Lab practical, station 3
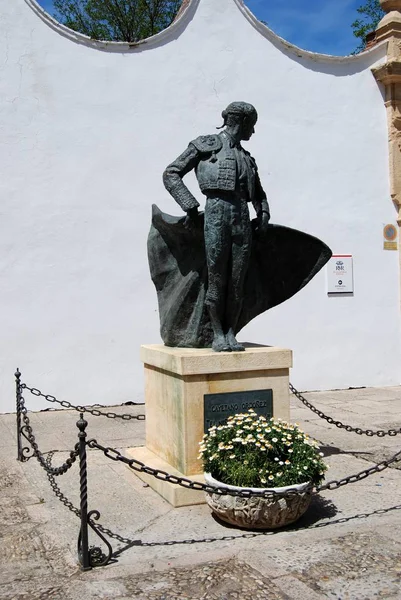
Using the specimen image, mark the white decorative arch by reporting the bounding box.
[24,0,199,51]
[233,0,386,64]
[25,0,386,64]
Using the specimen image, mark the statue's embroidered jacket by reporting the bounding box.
[163,132,270,218]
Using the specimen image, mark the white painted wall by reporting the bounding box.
[0,0,399,413]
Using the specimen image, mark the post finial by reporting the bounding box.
[77,413,88,436]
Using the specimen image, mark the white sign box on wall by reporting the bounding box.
[327,255,354,294]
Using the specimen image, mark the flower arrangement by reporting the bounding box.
[199,409,327,488]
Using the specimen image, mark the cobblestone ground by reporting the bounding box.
[1,386,401,599]
[122,560,290,599]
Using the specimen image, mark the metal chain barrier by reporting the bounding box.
[39,433,401,571]
[87,438,401,498]
[46,453,81,517]
[290,383,401,437]
[19,392,79,475]
[15,367,401,571]
[45,452,134,547]
[21,383,146,421]
[15,370,401,491]
[45,429,113,570]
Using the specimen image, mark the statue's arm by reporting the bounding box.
[163,144,201,212]
[252,170,270,221]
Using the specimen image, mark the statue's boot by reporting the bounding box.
[226,328,245,352]
[207,303,231,352]
[212,335,232,352]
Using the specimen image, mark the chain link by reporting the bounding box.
[19,394,79,475]
[87,439,401,498]
[317,448,401,491]
[45,453,135,547]
[290,383,401,437]
[21,384,145,421]
[45,453,81,516]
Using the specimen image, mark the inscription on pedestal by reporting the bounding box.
[204,389,273,433]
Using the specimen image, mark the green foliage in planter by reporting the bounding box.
[199,410,327,488]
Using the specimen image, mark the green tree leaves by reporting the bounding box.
[53,0,182,42]
[352,0,385,53]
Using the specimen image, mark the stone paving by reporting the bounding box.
[1,384,401,599]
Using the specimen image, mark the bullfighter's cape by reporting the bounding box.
[148,204,332,348]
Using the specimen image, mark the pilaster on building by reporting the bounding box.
[372,0,401,222]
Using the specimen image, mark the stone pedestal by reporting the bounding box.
[127,343,292,507]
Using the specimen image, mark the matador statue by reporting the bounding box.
[148,102,331,352]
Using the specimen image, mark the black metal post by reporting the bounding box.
[15,369,22,462]
[77,413,91,571]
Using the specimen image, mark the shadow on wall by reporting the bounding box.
[285,44,387,77]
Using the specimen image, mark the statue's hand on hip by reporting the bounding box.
[258,212,270,234]
[184,207,201,231]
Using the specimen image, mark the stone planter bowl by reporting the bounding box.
[204,473,313,529]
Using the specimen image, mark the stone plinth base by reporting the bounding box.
[126,446,206,507]
[127,343,292,506]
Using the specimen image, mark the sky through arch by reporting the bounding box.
[36,0,366,56]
